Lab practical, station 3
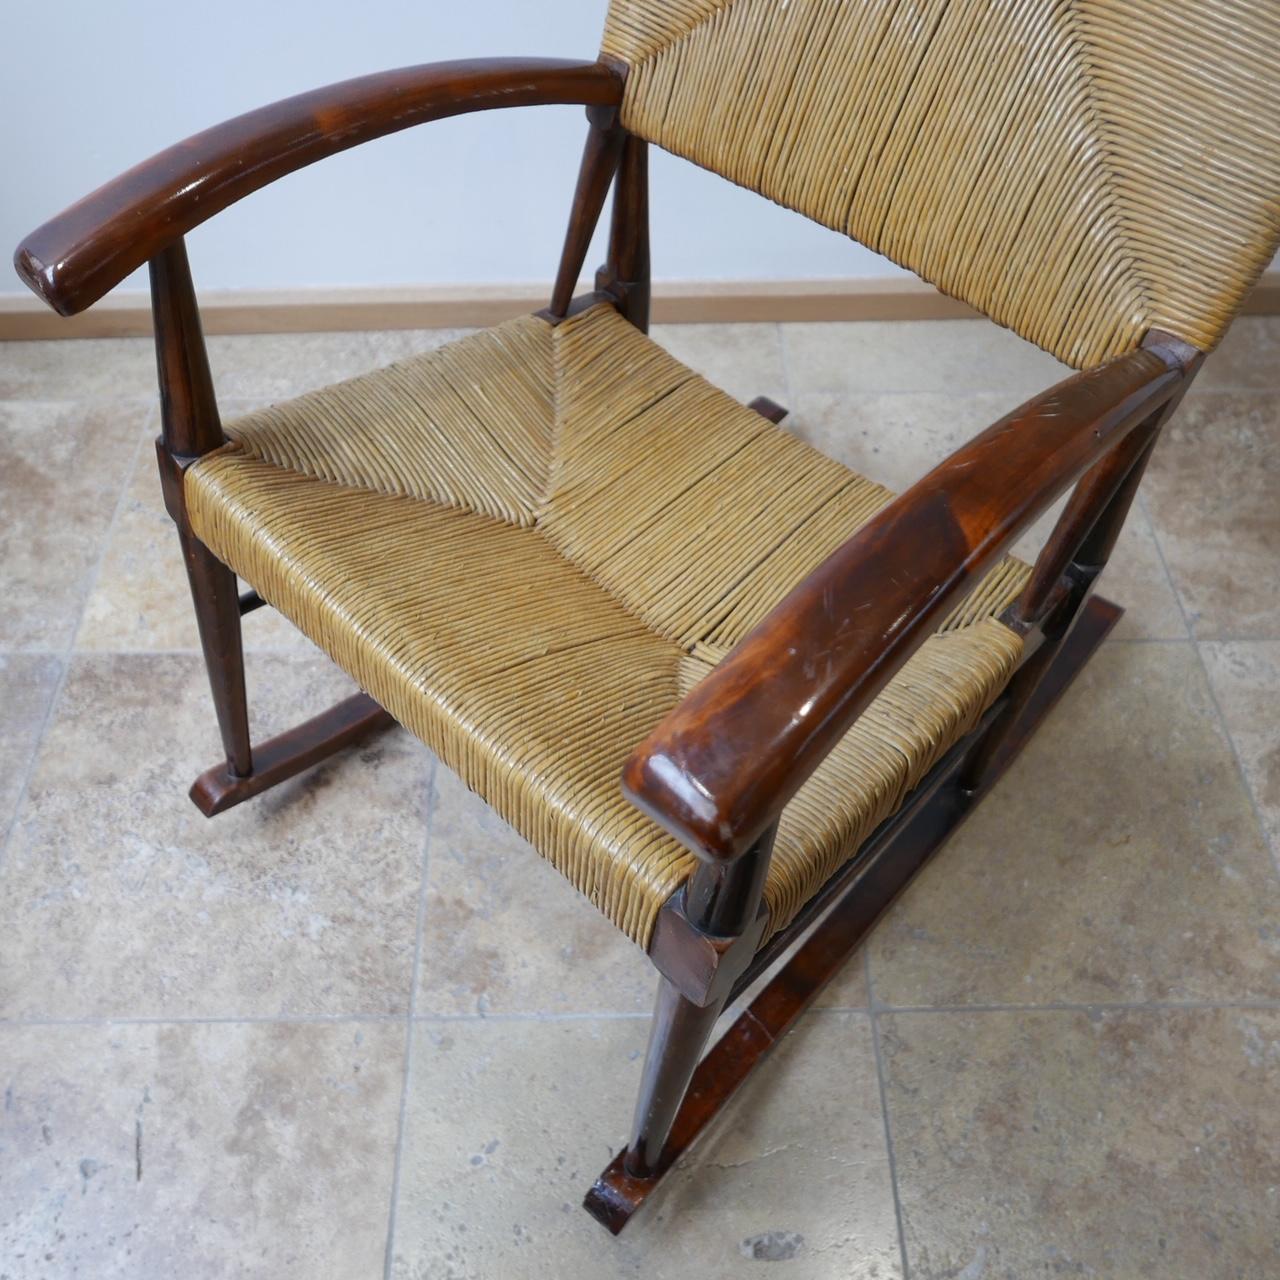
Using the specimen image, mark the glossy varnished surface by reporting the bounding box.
[622,348,1184,862]
[14,59,623,317]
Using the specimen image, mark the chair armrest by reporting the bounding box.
[622,345,1185,863]
[14,57,623,317]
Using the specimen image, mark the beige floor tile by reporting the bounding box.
[788,392,1187,639]
[782,319,1069,398]
[0,338,157,401]
[205,328,471,404]
[1144,393,1280,639]
[868,642,1280,1007]
[881,1007,1280,1279]
[0,400,146,650]
[76,437,317,653]
[1192,316,1280,393]
[0,653,61,835]
[0,652,430,1019]
[391,1012,902,1279]
[0,1018,404,1279]
[1200,641,1280,862]
[416,767,654,1017]
[649,322,788,406]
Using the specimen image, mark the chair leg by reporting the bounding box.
[625,979,726,1177]
[176,524,396,818]
[585,595,1123,1233]
[178,526,252,778]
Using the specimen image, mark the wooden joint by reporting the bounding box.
[190,691,395,816]
[534,289,618,327]
[585,102,621,132]
[592,264,647,322]
[648,888,768,1007]
[154,437,200,530]
[1141,327,1205,374]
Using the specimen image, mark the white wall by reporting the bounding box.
[2,0,904,301]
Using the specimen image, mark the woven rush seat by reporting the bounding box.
[185,302,1030,946]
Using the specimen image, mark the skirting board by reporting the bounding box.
[2,273,1279,339]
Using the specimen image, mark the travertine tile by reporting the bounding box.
[0,653,61,836]
[782,318,1069,398]
[0,337,157,401]
[1200,641,1280,863]
[789,392,1187,639]
[1144,393,1280,638]
[0,1019,404,1279]
[76,436,317,653]
[0,652,430,1019]
[0,400,146,650]
[881,1008,1280,1279]
[416,767,653,1016]
[205,328,471,403]
[868,642,1280,1007]
[650,322,788,406]
[391,1012,901,1279]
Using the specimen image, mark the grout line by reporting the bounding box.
[0,418,151,867]
[6,996,1276,1033]
[857,997,1280,1016]
[865,949,911,1280]
[0,1012,407,1028]
[1140,491,1280,884]
[383,755,439,1280]
[412,1009,652,1024]
[0,395,158,410]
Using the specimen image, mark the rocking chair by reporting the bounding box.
[14,0,1280,1234]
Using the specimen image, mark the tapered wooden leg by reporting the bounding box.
[178,527,252,778]
[585,597,1122,1233]
[625,979,726,1177]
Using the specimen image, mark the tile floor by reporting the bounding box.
[1,316,1277,1279]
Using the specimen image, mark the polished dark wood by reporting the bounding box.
[586,595,1122,1233]
[150,239,224,460]
[1012,329,1204,630]
[190,693,396,816]
[624,825,776,1178]
[746,395,789,424]
[1012,414,1160,628]
[595,134,650,330]
[548,107,625,319]
[238,589,268,616]
[15,59,623,317]
[150,240,252,779]
[622,347,1184,864]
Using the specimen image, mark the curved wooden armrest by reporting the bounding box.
[14,57,623,317]
[623,346,1186,863]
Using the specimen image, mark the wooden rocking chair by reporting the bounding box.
[15,0,1280,1235]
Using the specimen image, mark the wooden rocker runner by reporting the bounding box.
[15,0,1280,1236]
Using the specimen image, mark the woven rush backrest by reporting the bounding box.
[601,0,1280,368]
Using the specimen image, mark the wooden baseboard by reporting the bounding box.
[2,273,1277,339]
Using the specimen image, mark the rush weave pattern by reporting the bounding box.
[184,305,1027,947]
[603,0,1280,367]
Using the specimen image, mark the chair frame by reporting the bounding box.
[14,56,1205,1233]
